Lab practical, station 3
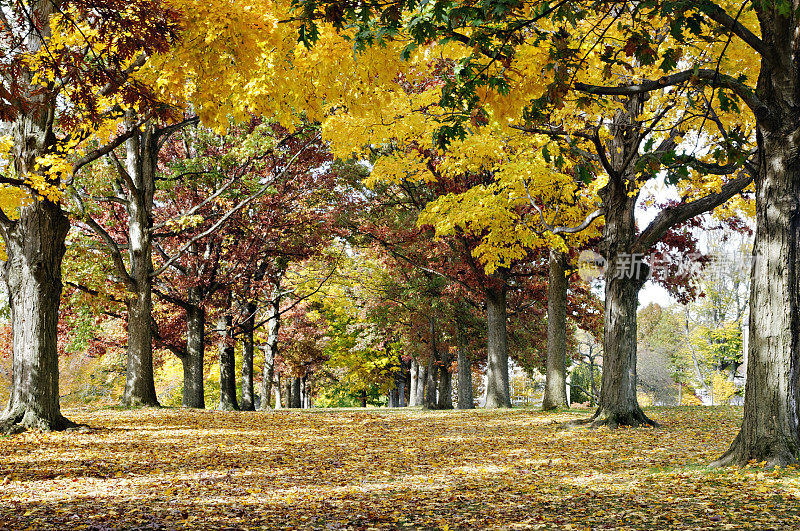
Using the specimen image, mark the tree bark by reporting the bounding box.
[713,15,800,464]
[122,125,159,407]
[408,359,419,406]
[423,317,439,409]
[240,302,256,411]
[181,289,205,408]
[273,375,282,409]
[0,0,77,433]
[457,326,474,410]
[417,364,426,406]
[437,347,453,410]
[217,303,238,411]
[259,284,281,410]
[290,377,302,408]
[0,200,74,433]
[484,274,511,408]
[542,249,569,410]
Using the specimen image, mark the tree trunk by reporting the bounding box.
[0,0,76,433]
[285,379,293,408]
[484,275,511,408]
[0,200,73,433]
[122,126,159,408]
[423,316,439,409]
[259,285,281,411]
[408,359,419,406]
[181,291,205,409]
[416,364,426,406]
[542,249,569,410]
[290,377,302,408]
[217,307,238,411]
[457,327,474,410]
[273,375,282,409]
[360,390,367,408]
[240,302,256,411]
[437,359,453,410]
[713,25,800,463]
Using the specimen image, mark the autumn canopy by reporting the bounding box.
[0,0,798,528]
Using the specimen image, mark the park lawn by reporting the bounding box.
[1,406,798,530]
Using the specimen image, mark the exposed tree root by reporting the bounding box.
[562,406,660,430]
[710,431,800,468]
[0,407,83,435]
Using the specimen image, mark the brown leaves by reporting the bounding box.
[0,407,799,529]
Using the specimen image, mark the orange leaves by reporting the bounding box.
[1,407,799,529]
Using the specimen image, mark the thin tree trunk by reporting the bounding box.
[0,199,74,432]
[542,249,569,410]
[485,274,511,408]
[217,301,238,411]
[240,302,256,411]
[182,290,205,408]
[273,375,282,409]
[259,285,281,411]
[408,359,419,406]
[424,317,439,409]
[457,326,474,409]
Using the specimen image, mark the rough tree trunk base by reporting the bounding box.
[0,407,79,435]
[710,432,800,468]
[564,406,659,430]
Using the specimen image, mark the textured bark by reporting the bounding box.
[181,290,205,409]
[122,126,159,408]
[423,317,440,409]
[273,375,282,409]
[0,200,73,433]
[484,275,511,408]
[416,365,427,406]
[713,12,800,465]
[437,348,453,410]
[217,308,238,411]
[290,377,302,409]
[457,328,474,410]
[542,249,569,410]
[408,359,420,406]
[0,0,76,434]
[259,286,281,410]
[240,302,256,411]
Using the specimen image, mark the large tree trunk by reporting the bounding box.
[484,274,511,408]
[0,200,73,433]
[122,125,159,407]
[182,293,205,409]
[240,302,256,411]
[457,326,474,410]
[542,249,569,410]
[588,119,654,427]
[713,19,800,465]
[217,306,239,411]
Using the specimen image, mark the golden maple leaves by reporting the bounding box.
[1,406,800,529]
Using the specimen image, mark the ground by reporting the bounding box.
[1,406,798,530]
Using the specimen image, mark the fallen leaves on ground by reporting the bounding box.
[1,406,798,530]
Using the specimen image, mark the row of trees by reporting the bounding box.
[0,0,797,467]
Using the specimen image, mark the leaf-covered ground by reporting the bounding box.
[1,406,798,530]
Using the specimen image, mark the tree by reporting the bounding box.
[0,0,179,432]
